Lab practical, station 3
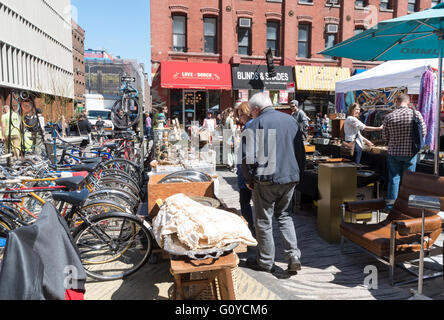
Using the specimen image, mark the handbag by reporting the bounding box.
[411,109,424,155]
[340,133,358,157]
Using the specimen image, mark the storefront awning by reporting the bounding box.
[295,65,350,91]
[161,61,231,90]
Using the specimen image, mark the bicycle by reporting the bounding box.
[0,188,153,281]
[111,79,141,130]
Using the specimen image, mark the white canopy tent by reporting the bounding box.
[335,59,440,94]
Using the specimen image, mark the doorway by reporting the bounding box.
[182,90,207,129]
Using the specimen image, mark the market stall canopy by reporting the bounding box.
[320,3,444,175]
[161,61,232,90]
[295,65,350,91]
[335,59,441,94]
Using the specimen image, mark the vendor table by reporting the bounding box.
[296,167,381,202]
[311,143,444,193]
[170,252,239,300]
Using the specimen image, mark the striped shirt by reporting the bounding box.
[382,106,426,157]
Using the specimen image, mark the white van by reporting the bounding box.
[87,109,113,132]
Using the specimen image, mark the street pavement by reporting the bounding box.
[85,168,444,300]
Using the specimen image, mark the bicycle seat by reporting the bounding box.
[69,162,99,173]
[81,158,102,164]
[55,176,85,191]
[52,189,90,207]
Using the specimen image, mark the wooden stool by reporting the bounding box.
[170,252,239,300]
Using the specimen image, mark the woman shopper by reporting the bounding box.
[56,115,70,137]
[223,107,236,172]
[344,103,383,164]
[235,102,255,238]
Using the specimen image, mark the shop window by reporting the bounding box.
[408,0,418,12]
[170,89,183,121]
[380,0,391,10]
[298,23,311,58]
[238,18,252,55]
[172,15,187,52]
[204,17,217,54]
[266,21,279,57]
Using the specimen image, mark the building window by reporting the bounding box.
[354,27,366,35]
[408,0,418,11]
[324,31,337,60]
[431,0,441,7]
[298,24,311,58]
[355,0,366,7]
[172,15,187,52]
[266,21,279,57]
[299,0,313,3]
[380,0,391,10]
[204,17,217,53]
[238,18,252,55]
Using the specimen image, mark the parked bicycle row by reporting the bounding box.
[0,130,153,282]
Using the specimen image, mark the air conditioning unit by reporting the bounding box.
[239,18,251,28]
[326,24,338,33]
[327,0,339,5]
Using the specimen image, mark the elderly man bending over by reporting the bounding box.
[241,92,306,274]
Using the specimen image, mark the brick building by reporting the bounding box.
[151,0,435,124]
[72,19,86,109]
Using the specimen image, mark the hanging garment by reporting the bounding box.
[417,68,437,150]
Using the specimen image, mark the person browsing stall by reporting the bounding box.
[382,94,426,205]
[344,103,383,164]
[242,92,305,274]
[235,102,255,238]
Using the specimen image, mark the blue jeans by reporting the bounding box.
[387,155,418,201]
[352,143,363,164]
[239,188,255,238]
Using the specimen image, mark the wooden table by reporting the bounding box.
[169,252,239,300]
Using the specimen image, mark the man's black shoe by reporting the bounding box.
[288,257,302,273]
[246,258,275,273]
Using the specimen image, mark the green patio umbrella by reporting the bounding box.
[321,3,444,175]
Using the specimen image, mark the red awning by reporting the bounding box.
[161,61,232,90]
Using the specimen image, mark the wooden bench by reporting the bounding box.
[169,252,239,300]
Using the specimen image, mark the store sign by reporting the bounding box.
[232,65,294,90]
[279,90,288,104]
[161,61,232,90]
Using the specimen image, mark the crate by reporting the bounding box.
[147,174,215,218]
[189,266,239,300]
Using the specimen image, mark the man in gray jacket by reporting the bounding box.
[241,92,305,274]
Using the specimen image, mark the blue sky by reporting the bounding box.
[71,0,151,80]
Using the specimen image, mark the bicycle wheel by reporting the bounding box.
[77,200,132,218]
[87,189,139,212]
[98,178,142,200]
[111,97,140,130]
[103,159,142,182]
[96,169,140,190]
[72,212,152,281]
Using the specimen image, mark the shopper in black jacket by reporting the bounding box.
[77,115,92,136]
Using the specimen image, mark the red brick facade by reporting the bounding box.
[151,0,433,116]
[72,20,86,106]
